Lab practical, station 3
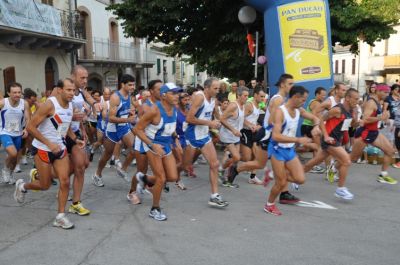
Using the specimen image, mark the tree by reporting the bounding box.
[108,0,400,81]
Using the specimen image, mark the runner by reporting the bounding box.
[219,86,248,187]
[351,84,397,184]
[132,83,182,221]
[128,79,162,204]
[184,77,229,208]
[385,84,400,168]
[0,82,30,184]
[304,88,359,199]
[264,85,320,216]
[14,78,84,229]
[92,74,136,186]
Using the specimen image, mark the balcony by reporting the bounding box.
[0,1,85,50]
[384,55,400,69]
[78,38,156,67]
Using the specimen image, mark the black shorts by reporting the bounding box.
[354,127,379,144]
[348,127,356,138]
[88,121,97,128]
[301,124,313,138]
[254,127,270,151]
[320,136,342,150]
[395,127,400,150]
[65,130,82,154]
[240,129,256,148]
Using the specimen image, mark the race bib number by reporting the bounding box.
[162,122,176,136]
[182,122,188,132]
[341,118,352,131]
[118,114,128,126]
[57,123,70,138]
[6,121,20,132]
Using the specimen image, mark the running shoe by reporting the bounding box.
[116,166,130,182]
[127,191,141,204]
[164,183,170,193]
[310,165,325,174]
[218,169,225,182]
[248,176,263,185]
[335,187,354,200]
[326,166,335,183]
[131,159,137,165]
[197,154,207,164]
[279,192,300,204]
[51,179,57,186]
[187,165,196,177]
[356,158,367,164]
[263,204,282,216]
[8,172,16,185]
[109,159,115,166]
[222,181,239,188]
[208,194,229,208]
[136,172,146,193]
[30,168,40,192]
[263,168,274,188]
[53,214,74,229]
[89,152,94,162]
[1,168,11,184]
[14,179,26,203]
[392,161,400,169]
[175,180,187,190]
[21,156,28,165]
[92,174,105,187]
[115,160,122,169]
[377,175,398,185]
[149,208,167,221]
[290,183,299,191]
[14,164,21,173]
[68,202,91,216]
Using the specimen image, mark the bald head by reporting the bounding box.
[103,87,111,101]
[71,65,88,89]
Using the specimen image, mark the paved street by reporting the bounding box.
[0,151,400,265]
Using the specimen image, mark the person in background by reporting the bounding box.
[228,82,238,102]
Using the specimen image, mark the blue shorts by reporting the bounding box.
[0,134,22,151]
[106,125,131,143]
[172,136,188,149]
[148,142,172,157]
[187,136,211,149]
[269,146,296,162]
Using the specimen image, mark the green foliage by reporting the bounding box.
[108,0,399,80]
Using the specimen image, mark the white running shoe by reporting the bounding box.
[53,214,74,229]
[2,168,11,184]
[92,174,105,187]
[117,166,130,182]
[14,179,26,203]
[335,187,354,200]
[14,164,22,173]
[248,176,263,185]
[21,156,28,165]
[115,159,122,169]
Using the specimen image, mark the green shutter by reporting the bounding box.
[172,61,176,74]
[157,59,161,75]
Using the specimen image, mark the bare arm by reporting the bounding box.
[267,97,284,125]
[22,101,31,138]
[362,100,381,124]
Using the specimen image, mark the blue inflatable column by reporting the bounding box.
[247,0,334,96]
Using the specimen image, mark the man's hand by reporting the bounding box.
[152,143,165,157]
[233,129,242,137]
[324,135,336,145]
[297,137,312,145]
[76,139,86,149]
[311,126,321,137]
[22,129,28,139]
[209,120,221,129]
[48,142,61,154]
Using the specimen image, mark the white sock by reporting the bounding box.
[56,213,65,219]
[21,183,26,192]
[266,201,275,206]
[111,155,115,160]
[381,171,388,177]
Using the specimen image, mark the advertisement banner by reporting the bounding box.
[0,0,62,36]
[278,0,331,82]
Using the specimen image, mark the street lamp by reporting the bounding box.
[238,6,258,79]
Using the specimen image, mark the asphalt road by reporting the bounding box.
[0,151,399,265]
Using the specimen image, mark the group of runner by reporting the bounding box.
[2,65,399,228]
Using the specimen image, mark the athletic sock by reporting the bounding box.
[266,202,274,206]
[381,171,388,177]
[56,213,65,219]
[211,193,219,199]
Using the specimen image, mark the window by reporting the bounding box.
[352,59,356,75]
[157,59,161,75]
[335,60,338,74]
[172,61,176,74]
[41,0,53,5]
[342,59,345,74]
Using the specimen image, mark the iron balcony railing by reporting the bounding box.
[79,37,156,64]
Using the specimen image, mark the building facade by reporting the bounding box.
[332,23,400,94]
[0,0,85,95]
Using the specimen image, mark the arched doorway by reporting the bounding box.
[109,19,119,60]
[78,6,93,59]
[45,57,58,91]
[88,75,102,90]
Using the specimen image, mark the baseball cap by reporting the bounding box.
[160,83,183,95]
[376,84,390,92]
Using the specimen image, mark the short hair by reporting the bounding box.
[289,85,308,98]
[334,82,345,89]
[251,78,257,82]
[391,84,400,91]
[120,74,135,85]
[237,86,249,96]
[103,87,111,94]
[275,73,293,87]
[148,79,162,90]
[24,88,37,99]
[220,97,228,103]
[254,86,265,95]
[7,82,22,93]
[56,78,74,88]
[71,65,87,75]
[91,88,102,96]
[345,88,359,97]
[315,87,326,96]
[204,77,219,89]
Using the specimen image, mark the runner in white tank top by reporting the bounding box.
[0,83,30,184]
[14,78,85,230]
[219,86,248,188]
[264,85,320,216]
